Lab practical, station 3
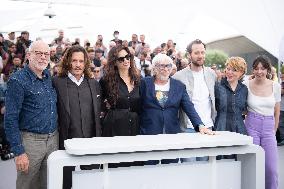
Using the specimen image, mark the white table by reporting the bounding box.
[47,131,264,189]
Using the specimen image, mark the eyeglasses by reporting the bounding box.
[155,64,172,69]
[33,51,50,57]
[117,54,130,62]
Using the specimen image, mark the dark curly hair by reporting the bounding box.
[104,45,140,106]
[57,45,93,78]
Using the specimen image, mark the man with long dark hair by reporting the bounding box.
[53,45,101,189]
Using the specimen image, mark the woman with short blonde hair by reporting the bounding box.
[214,56,248,135]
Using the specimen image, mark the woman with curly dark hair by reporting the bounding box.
[100,45,141,137]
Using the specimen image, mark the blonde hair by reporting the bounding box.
[225,57,247,76]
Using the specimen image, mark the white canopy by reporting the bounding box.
[1,0,284,60]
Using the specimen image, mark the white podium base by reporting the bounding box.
[48,132,264,189]
[73,160,241,189]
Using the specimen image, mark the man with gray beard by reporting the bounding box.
[4,40,58,189]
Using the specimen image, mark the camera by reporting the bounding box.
[1,152,15,161]
[86,42,90,47]
[140,62,151,77]
[72,41,80,46]
[166,49,173,56]
[141,64,149,68]
[0,144,14,161]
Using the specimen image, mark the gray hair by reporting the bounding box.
[152,53,173,67]
[152,53,173,76]
[29,40,49,52]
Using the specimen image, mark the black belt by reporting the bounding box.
[21,130,58,140]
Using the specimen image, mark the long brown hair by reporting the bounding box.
[57,45,93,78]
[104,45,140,106]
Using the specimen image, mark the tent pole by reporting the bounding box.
[278,59,281,83]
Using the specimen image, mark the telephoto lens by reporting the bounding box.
[0,144,15,161]
[1,152,15,161]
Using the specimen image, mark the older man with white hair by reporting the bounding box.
[140,53,214,137]
[140,53,214,164]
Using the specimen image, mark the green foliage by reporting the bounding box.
[205,49,228,69]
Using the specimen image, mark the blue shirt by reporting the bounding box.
[4,66,57,156]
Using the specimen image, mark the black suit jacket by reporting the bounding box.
[52,76,102,149]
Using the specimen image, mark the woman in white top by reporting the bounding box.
[244,55,281,189]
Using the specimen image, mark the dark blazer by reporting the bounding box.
[140,77,203,135]
[53,76,102,149]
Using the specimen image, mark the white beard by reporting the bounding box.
[157,75,169,81]
[35,64,48,72]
